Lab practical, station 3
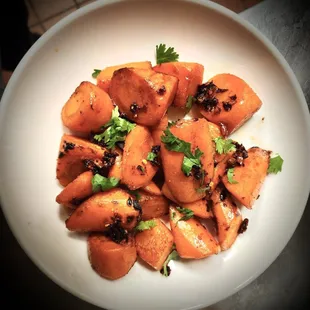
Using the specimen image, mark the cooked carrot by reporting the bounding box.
[182,199,213,219]
[66,189,140,232]
[211,186,242,250]
[153,62,204,108]
[141,181,161,196]
[56,171,93,208]
[161,182,178,203]
[198,74,262,135]
[109,68,178,127]
[208,121,222,140]
[108,148,123,180]
[88,234,137,280]
[56,134,107,186]
[139,191,169,220]
[97,61,152,93]
[169,206,220,259]
[161,118,214,203]
[122,125,158,190]
[151,114,168,146]
[61,81,113,134]
[222,147,270,208]
[135,219,174,270]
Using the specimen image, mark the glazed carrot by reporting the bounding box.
[122,125,158,190]
[182,199,213,219]
[139,191,169,220]
[56,171,93,208]
[108,148,123,180]
[211,186,242,250]
[169,206,220,259]
[56,134,107,186]
[61,81,113,134]
[222,147,270,208]
[208,121,222,140]
[153,62,204,108]
[151,114,168,146]
[109,68,178,127]
[135,219,174,270]
[197,74,262,135]
[161,182,178,203]
[66,189,140,232]
[97,61,152,93]
[88,234,137,280]
[141,181,161,196]
[161,119,214,203]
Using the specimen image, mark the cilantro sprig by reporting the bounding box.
[92,69,101,78]
[214,137,236,154]
[147,152,157,162]
[176,206,194,221]
[161,128,204,176]
[135,220,157,232]
[268,155,284,174]
[128,190,141,201]
[94,107,135,149]
[160,248,179,277]
[227,168,238,184]
[185,95,195,113]
[156,44,179,65]
[91,174,120,192]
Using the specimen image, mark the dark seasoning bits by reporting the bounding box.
[103,221,128,243]
[136,165,145,175]
[157,85,166,95]
[238,218,249,234]
[63,141,75,152]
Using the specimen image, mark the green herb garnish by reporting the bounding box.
[227,168,238,184]
[147,152,157,162]
[176,206,194,221]
[160,249,179,277]
[94,107,135,149]
[92,69,101,78]
[156,44,179,65]
[214,137,236,154]
[128,190,141,201]
[135,220,157,232]
[268,154,284,174]
[91,174,120,192]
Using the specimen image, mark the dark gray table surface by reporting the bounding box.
[1,0,310,309]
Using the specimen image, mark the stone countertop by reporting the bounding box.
[1,0,310,309]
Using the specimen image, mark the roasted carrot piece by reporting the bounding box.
[208,121,222,140]
[141,181,161,196]
[61,81,113,134]
[135,219,174,270]
[56,171,93,208]
[138,191,169,220]
[182,199,213,219]
[151,114,168,146]
[197,74,262,135]
[169,206,220,259]
[109,68,178,127]
[108,148,123,180]
[211,186,243,250]
[222,147,270,208]
[161,182,178,203]
[122,125,158,190]
[161,118,214,203]
[96,61,152,93]
[153,62,204,108]
[65,189,140,232]
[56,134,107,186]
[88,234,137,280]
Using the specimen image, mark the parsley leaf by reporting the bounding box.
[227,168,238,184]
[94,107,135,149]
[91,174,120,192]
[176,206,194,221]
[160,249,179,277]
[167,120,177,128]
[161,128,204,176]
[214,137,236,154]
[268,154,284,174]
[156,44,179,65]
[185,95,195,113]
[135,220,157,232]
[92,69,101,78]
[128,190,141,201]
[147,152,157,162]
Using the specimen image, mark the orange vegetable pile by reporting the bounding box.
[56,48,282,280]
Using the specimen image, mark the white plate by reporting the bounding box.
[1,0,310,309]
